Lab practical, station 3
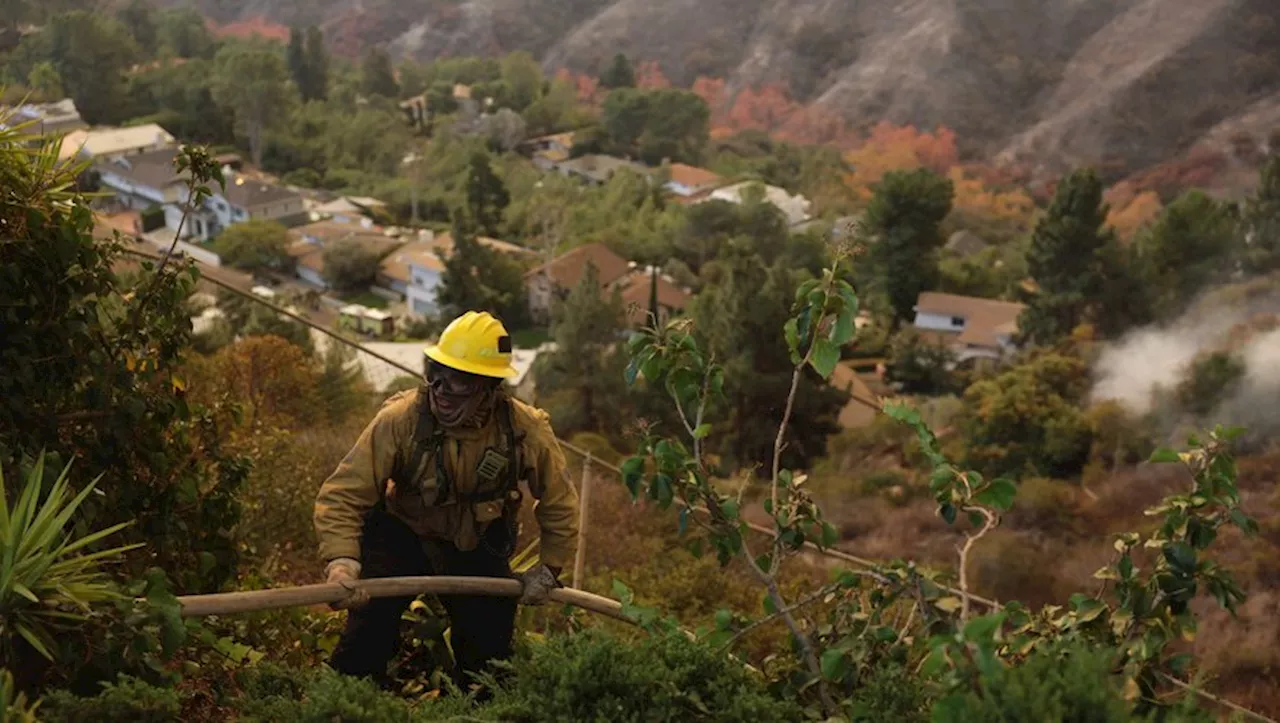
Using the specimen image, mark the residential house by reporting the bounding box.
[97,147,186,214]
[312,195,387,223]
[523,242,691,327]
[613,265,692,327]
[663,162,724,204]
[193,173,306,241]
[556,154,651,185]
[912,291,1026,363]
[523,132,575,171]
[58,123,176,162]
[377,231,535,315]
[288,218,401,289]
[0,98,85,137]
[702,180,812,227]
[378,238,446,316]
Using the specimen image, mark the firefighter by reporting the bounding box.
[314,310,579,691]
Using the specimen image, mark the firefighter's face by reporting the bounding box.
[428,361,491,412]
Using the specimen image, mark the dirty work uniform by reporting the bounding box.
[314,386,579,685]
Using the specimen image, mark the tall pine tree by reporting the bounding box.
[862,168,954,326]
[303,25,329,101]
[360,46,399,99]
[599,53,635,89]
[287,26,307,96]
[540,262,628,431]
[1019,169,1114,345]
[465,151,511,237]
[1241,153,1280,274]
[436,213,529,327]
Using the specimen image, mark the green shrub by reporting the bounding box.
[1006,477,1077,533]
[232,664,453,723]
[931,641,1212,722]
[474,630,801,722]
[845,659,930,722]
[0,670,39,722]
[40,675,181,722]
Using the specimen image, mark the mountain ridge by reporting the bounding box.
[189,0,1280,176]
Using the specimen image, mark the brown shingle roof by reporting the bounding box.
[220,174,301,210]
[97,147,185,191]
[915,292,1026,348]
[524,242,633,291]
[288,221,401,276]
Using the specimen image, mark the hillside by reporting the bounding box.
[182,0,1280,175]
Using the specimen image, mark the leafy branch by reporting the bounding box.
[621,257,858,716]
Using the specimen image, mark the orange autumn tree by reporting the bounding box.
[843,121,959,200]
[1106,182,1164,241]
[947,165,1038,239]
[635,60,672,89]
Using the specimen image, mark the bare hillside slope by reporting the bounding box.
[181,0,1280,173]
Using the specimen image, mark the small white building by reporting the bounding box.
[701,180,812,227]
[59,123,176,162]
[0,98,85,137]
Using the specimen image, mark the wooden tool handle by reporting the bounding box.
[174,575,631,623]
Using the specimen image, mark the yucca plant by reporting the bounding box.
[0,669,40,722]
[0,454,141,667]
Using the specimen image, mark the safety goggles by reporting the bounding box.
[427,360,492,397]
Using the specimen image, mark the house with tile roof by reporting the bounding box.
[663,162,725,203]
[911,291,1026,362]
[523,242,692,327]
[288,218,401,290]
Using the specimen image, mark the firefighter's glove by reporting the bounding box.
[326,558,370,611]
[518,564,561,606]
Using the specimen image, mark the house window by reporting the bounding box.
[215,200,226,212]
[950,316,965,327]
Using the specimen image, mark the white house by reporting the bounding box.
[59,123,175,161]
[702,181,812,227]
[0,98,85,137]
[194,173,304,240]
[378,238,445,315]
[97,147,185,211]
[912,291,1025,363]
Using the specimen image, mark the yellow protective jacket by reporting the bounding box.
[314,387,580,569]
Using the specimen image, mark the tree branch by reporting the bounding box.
[719,581,845,652]
[957,506,996,621]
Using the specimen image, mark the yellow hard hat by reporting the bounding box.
[424,310,517,378]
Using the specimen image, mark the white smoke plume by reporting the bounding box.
[1090,278,1280,444]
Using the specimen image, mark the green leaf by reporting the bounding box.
[1149,448,1181,464]
[678,507,689,536]
[967,510,984,528]
[935,596,963,613]
[820,648,849,681]
[1163,541,1196,574]
[939,503,957,525]
[693,423,712,440]
[820,522,838,548]
[829,286,858,346]
[973,478,1017,511]
[784,318,801,363]
[809,338,840,379]
[962,612,1006,642]
[715,608,733,631]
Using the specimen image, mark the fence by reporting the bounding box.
[128,249,1274,723]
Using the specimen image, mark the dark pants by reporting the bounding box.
[329,509,517,691]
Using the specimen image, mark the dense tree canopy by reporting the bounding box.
[861,168,955,326]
